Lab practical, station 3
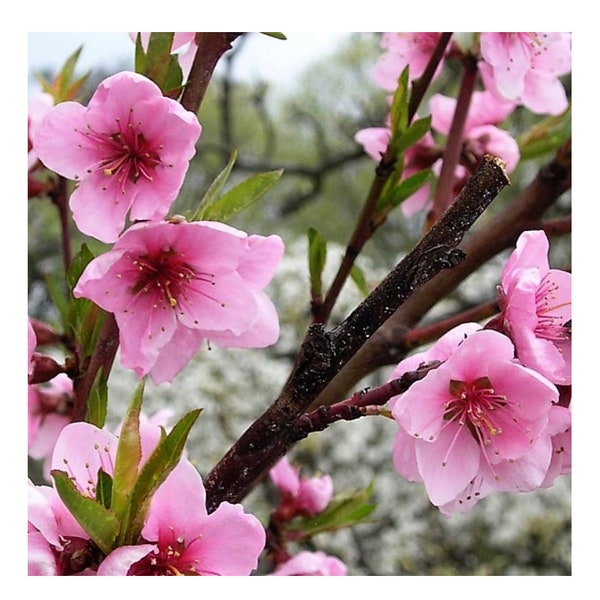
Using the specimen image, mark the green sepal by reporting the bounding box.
[307,227,328,297]
[201,169,283,223]
[111,380,145,530]
[51,469,120,556]
[119,408,203,545]
[84,367,108,428]
[287,483,377,540]
[190,149,239,221]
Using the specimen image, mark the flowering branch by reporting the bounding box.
[204,154,509,512]
[291,360,441,441]
[317,138,571,405]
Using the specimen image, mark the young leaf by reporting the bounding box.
[51,469,120,556]
[350,263,370,298]
[111,380,145,529]
[85,367,109,428]
[387,169,432,208]
[395,115,432,155]
[190,149,239,221]
[95,469,113,510]
[261,32,287,40]
[202,169,283,223]
[388,67,410,139]
[307,228,328,297]
[120,408,202,544]
[287,484,377,540]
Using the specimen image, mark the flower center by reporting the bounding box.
[128,537,207,576]
[445,376,507,446]
[131,247,200,309]
[534,275,571,343]
[78,110,164,192]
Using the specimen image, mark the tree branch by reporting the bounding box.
[204,154,509,512]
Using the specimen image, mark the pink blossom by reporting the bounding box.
[73,219,284,384]
[390,327,559,511]
[372,33,447,91]
[479,33,571,115]
[496,230,571,385]
[429,91,520,172]
[32,71,202,242]
[354,124,437,217]
[28,92,54,170]
[30,418,266,575]
[270,456,333,517]
[271,551,347,576]
[28,373,74,480]
[100,458,265,575]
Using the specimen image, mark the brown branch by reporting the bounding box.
[315,139,571,406]
[203,155,509,512]
[180,33,242,114]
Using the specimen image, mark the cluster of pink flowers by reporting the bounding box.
[355,32,571,217]
[31,70,285,385]
[388,230,571,516]
[267,457,347,575]
[28,416,266,575]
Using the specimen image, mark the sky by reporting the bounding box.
[27,32,352,94]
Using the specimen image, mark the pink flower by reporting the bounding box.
[102,459,265,575]
[28,373,74,480]
[496,230,571,385]
[270,456,333,517]
[354,124,437,217]
[271,551,347,576]
[73,219,284,384]
[390,327,559,512]
[28,92,54,170]
[30,418,266,575]
[32,71,202,242]
[479,32,571,115]
[372,33,448,91]
[430,91,520,172]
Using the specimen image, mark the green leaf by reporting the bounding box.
[67,243,95,295]
[307,228,327,297]
[350,264,369,298]
[95,469,113,510]
[135,32,183,93]
[111,380,145,531]
[387,169,432,208]
[121,408,202,544]
[261,32,287,40]
[517,108,571,161]
[84,367,108,428]
[395,115,432,155]
[388,66,410,139]
[202,169,283,223]
[287,484,377,540]
[51,470,120,556]
[190,149,239,221]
